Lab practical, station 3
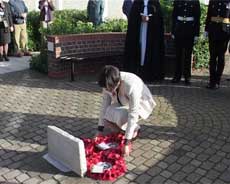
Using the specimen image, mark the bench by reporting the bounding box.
[60,51,123,81]
[47,33,176,79]
[46,33,126,80]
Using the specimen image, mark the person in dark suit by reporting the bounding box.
[124,0,165,82]
[122,0,134,19]
[0,0,13,61]
[205,0,230,89]
[87,0,104,26]
[171,0,201,85]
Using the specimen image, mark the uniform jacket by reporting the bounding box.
[98,72,156,140]
[0,2,13,31]
[38,0,55,22]
[9,0,28,24]
[205,0,230,40]
[172,0,201,39]
[87,0,104,26]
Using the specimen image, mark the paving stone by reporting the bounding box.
[186,173,202,184]
[157,161,168,169]
[132,165,148,175]
[220,171,230,182]
[23,177,42,184]
[196,154,210,162]
[170,171,187,182]
[182,164,196,173]
[113,177,130,184]
[190,159,201,167]
[200,177,212,184]
[214,163,228,172]
[126,163,136,171]
[40,179,58,184]
[195,168,207,176]
[135,173,152,184]
[177,156,191,165]
[3,170,21,180]
[150,175,166,184]
[131,157,146,166]
[144,158,158,167]
[200,161,214,170]
[124,172,137,181]
[160,170,172,178]
[146,166,162,177]
[167,163,182,173]
[164,179,178,184]
[16,173,30,183]
[164,155,178,164]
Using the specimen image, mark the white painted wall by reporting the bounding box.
[24,0,124,19]
[24,0,209,19]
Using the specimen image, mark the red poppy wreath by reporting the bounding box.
[83,133,127,181]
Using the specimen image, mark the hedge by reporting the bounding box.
[28,2,209,73]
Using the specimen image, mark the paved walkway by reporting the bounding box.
[0,57,30,74]
[0,57,230,184]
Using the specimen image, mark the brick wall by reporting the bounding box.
[47,33,126,78]
[46,32,175,78]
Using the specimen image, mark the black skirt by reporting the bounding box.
[0,22,11,44]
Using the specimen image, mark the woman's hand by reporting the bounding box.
[94,131,103,141]
[123,144,131,156]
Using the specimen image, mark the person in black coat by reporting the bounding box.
[171,0,201,85]
[0,0,13,62]
[122,0,134,19]
[205,0,230,89]
[124,0,165,82]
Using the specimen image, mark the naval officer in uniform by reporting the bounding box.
[171,0,201,85]
[205,0,230,89]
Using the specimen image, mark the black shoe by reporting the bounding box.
[171,78,180,83]
[185,79,191,85]
[0,55,3,62]
[206,83,219,90]
[3,54,9,61]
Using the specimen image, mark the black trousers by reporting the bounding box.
[174,38,194,80]
[208,39,229,85]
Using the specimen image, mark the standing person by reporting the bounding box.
[9,0,31,57]
[122,0,134,19]
[124,0,165,82]
[0,0,13,61]
[205,0,230,89]
[87,0,104,26]
[96,65,156,156]
[171,0,201,85]
[38,0,55,29]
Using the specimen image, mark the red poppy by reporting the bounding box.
[82,133,127,181]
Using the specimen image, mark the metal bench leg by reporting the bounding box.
[70,59,75,82]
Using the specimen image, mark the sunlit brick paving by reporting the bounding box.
[0,70,230,184]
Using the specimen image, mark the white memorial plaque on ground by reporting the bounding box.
[43,126,87,177]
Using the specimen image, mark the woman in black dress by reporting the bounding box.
[0,0,13,62]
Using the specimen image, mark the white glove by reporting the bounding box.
[171,34,175,39]
[203,31,208,39]
[194,36,199,43]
